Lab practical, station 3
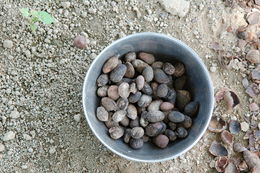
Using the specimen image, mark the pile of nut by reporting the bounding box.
[96,52,199,149]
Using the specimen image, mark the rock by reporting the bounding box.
[96,106,109,122]
[109,126,124,139]
[141,83,153,95]
[182,115,192,128]
[23,134,32,140]
[168,122,177,131]
[160,102,174,111]
[148,100,163,112]
[61,1,71,8]
[162,62,175,75]
[97,86,108,97]
[107,85,119,100]
[151,82,158,96]
[242,78,249,89]
[156,84,168,98]
[117,98,129,110]
[127,104,137,120]
[112,110,127,122]
[118,82,130,99]
[73,35,87,49]
[165,89,176,103]
[184,101,199,117]
[125,52,136,62]
[154,69,170,83]
[145,122,166,137]
[97,74,109,87]
[240,122,249,132]
[246,50,260,64]
[102,56,119,73]
[74,114,81,122]
[176,90,191,110]
[251,67,260,80]
[146,111,165,122]
[136,75,145,90]
[137,94,152,108]
[138,52,155,64]
[10,110,20,119]
[247,11,260,25]
[153,134,169,148]
[101,97,117,111]
[249,103,259,112]
[123,129,131,143]
[132,59,149,73]
[142,66,154,82]
[131,127,144,139]
[159,0,190,17]
[129,83,137,94]
[174,76,186,90]
[110,64,127,83]
[49,147,56,154]
[129,91,142,103]
[3,131,16,141]
[165,129,177,141]
[3,40,13,49]
[209,141,228,157]
[125,62,135,78]
[168,111,185,123]
[152,61,164,69]
[174,62,185,77]
[129,138,143,149]
[229,120,241,134]
[129,118,140,128]
[0,143,5,152]
[120,116,130,127]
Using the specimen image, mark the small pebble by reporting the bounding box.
[96,106,109,121]
[102,56,119,73]
[112,110,127,122]
[141,83,153,95]
[131,127,144,139]
[118,82,130,98]
[127,104,138,120]
[129,138,144,149]
[117,98,129,110]
[176,127,188,138]
[154,69,170,83]
[157,84,168,98]
[132,59,149,73]
[142,66,154,82]
[249,103,259,112]
[210,66,217,73]
[162,62,175,75]
[73,35,87,49]
[125,62,135,78]
[3,40,13,49]
[145,122,166,137]
[153,134,169,149]
[3,131,16,141]
[49,147,56,154]
[148,100,163,112]
[110,64,127,83]
[165,129,177,141]
[10,110,20,119]
[137,94,152,107]
[246,50,260,64]
[109,126,124,139]
[146,111,165,122]
[107,85,119,100]
[152,61,163,69]
[138,52,155,64]
[240,122,249,132]
[97,86,108,97]
[125,52,136,62]
[129,91,142,103]
[97,74,109,87]
[160,102,174,111]
[168,111,185,123]
[136,75,145,90]
[174,63,185,77]
[101,97,117,111]
[0,143,5,152]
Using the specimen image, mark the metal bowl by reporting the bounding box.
[82,32,214,162]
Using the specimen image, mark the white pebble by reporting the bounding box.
[49,147,56,154]
[3,40,13,49]
[3,131,16,141]
[28,148,33,153]
[241,122,249,132]
[61,1,70,8]
[21,165,28,169]
[74,114,81,122]
[10,110,20,119]
[210,66,217,73]
[0,143,5,152]
[23,134,32,140]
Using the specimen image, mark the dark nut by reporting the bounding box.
[168,122,177,131]
[97,86,108,97]
[176,127,188,138]
[182,116,193,128]
[125,62,135,78]
[141,83,153,95]
[102,56,119,73]
[168,111,185,123]
[156,84,168,98]
[131,127,144,139]
[109,126,124,139]
[132,59,149,73]
[174,76,187,90]
[107,85,119,100]
[154,69,170,84]
[138,52,155,64]
[101,97,117,111]
[146,111,165,122]
[129,92,142,103]
[176,90,191,110]
[124,52,136,62]
[184,101,199,117]
[112,110,127,122]
[123,128,131,143]
[137,95,152,108]
[120,116,130,127]
[165,129,177,141]
[117,98,129,110]
[162,62,175,75]
[160,102,174,111]
[118,82,130,99]
[127,104,137,120]
[129,138,144,149]
[110,64,127,83]
[129,117,140,128]
[152,61,163,69]
[145,122,166,137]
[174,62,185,77]
[97,74,109,87]
[142,66,154,82]
[136,75,145,90]
[148,100,163,112]
[153,134,169,149]
[96,106,109,122]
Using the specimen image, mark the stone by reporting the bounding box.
[247,11,260,25]
[74,114,81,122]
[10,110,20,119]
[159,0,190,17]
[0,143,5,152]
[246,50,260,64]
[49,147,56,154]
[3,131,16,141]
[249,103,259,112]
[61,1,71,8]
[240,122,249,132]
[23,134,32,140]
[3,40,13,49]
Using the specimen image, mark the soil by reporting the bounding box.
[0,0,259,172]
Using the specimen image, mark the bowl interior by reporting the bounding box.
[83,33,213,162]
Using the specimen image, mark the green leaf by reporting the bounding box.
[36,11,54,24]
[30,23,37,31]
[20,8,30,17]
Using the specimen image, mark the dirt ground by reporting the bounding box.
[0,0,259,172]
